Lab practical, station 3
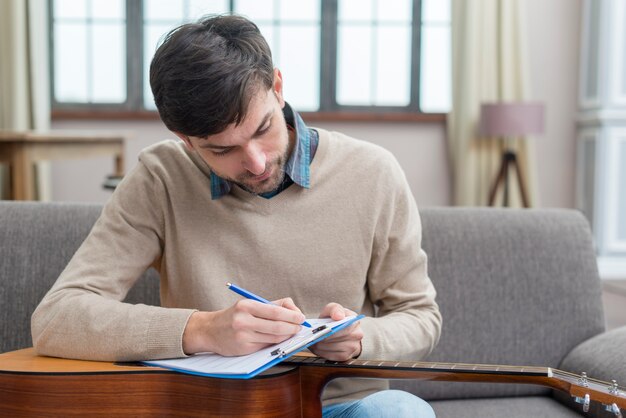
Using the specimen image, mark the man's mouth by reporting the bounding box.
[250,167,272,182]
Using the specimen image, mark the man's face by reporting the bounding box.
[177,76,292,195]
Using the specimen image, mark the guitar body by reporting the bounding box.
[1,348,624,417]
[0,349,304,417]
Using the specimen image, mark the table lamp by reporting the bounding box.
[480,102,545,207]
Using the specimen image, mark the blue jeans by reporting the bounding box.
[322,390,435,418]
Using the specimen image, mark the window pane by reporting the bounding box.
[145,23,177,54]
[54,0,87,19]
[422,0,451,23]
[337,0,418,108]
[420,26,451,112]
[91,0,125,20]
[338,0,373,22]
[91,23,126,102]
[279,0,320,22]
[278,25,320,111]
[53,0,126,104]
[234,0,275,22]
[188,0,230,20]
[619,146,626,240]
[54,23,88,102]
[144,24,176,109]
[375,26,411,106]
[144,0,185,21]
[376,0,411,23]
[337,26,372,105]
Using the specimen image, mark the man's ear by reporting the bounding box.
[273,68,286,108]
[174,132,194,150]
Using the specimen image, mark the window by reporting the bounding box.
[52,0,127,104]
[50,0,451,115]
[337,0,413,107]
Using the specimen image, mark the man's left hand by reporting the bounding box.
[309,302,363,361]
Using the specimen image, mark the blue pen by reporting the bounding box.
[226,282,312,328]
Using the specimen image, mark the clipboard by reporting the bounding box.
[143,314,364,379]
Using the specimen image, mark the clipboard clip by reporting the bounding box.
[271,325,332,358]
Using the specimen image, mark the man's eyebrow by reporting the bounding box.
[199,142,234,150]
[251,110,273,137]
[199,110,274,149]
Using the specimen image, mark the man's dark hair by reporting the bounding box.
[150,14,274,137]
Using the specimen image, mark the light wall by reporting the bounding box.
[525,0,582,209]
[49,0,582,208]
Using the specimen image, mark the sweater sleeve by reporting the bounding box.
[31,159,195,362]
[358,158,442,361]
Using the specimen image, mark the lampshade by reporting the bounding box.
[480,102,545,137]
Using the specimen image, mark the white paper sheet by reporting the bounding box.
[144,316,357,377]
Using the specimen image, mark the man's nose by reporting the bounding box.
[242,143,266,175]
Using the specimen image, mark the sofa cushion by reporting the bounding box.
[559,325,626,385]
[391,208,605,400]
[429,396,583,418]
[0,202,160,353]
[554,326,626,418]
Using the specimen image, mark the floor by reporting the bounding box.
[602,280,626,330]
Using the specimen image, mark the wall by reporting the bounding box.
[49,118,449,206]
[49,0,582,209]
[525,0,582,208]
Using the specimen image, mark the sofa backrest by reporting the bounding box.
[390,207,605,400]
[0,203,605,401]
[0,202,160,353]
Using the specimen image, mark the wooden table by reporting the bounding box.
[0,131,125,200]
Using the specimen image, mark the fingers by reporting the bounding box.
[188,295,311,357]
[319,322,360,342]
[232,300,304,336]
[319,302,358,321]
[233,311,302,338]
[319,302,349,321]
[311,323,363,361]
[273,297,302,313]
[312,343,362,361]
[240,299,305,325]
[317,322,363,346]
[312,303,363,361]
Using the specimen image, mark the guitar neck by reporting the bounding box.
[288,355,550,377]
[286,355,626,411]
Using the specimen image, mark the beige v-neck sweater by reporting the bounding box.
[32,128,441,404]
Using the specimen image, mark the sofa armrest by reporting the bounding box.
[555,326,626,417]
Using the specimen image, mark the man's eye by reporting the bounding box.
[258,123,271,135]
[212,148,232,156]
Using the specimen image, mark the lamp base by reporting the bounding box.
[488,150,529,207]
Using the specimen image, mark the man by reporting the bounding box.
[32,14,441,417]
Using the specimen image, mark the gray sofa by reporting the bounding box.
[1,201,624,417]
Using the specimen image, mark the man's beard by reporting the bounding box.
[208,151,288,196]
[207,123,292,195]
[234,154,287,195]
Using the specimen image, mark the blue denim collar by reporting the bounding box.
[210,102,313,199]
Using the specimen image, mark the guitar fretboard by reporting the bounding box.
[285,355,626,411]
[286,356,550,377]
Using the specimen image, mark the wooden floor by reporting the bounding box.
[602,280,626,330]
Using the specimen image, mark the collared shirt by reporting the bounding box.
[210,103,319,199]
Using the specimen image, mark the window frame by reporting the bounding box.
[49,0,446,121]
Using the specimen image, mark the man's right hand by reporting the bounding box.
[182,297,305,356]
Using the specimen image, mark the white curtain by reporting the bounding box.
[0,0,51,199]
[448,0,538,207]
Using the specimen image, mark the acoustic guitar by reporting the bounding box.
[0,348,624,417]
